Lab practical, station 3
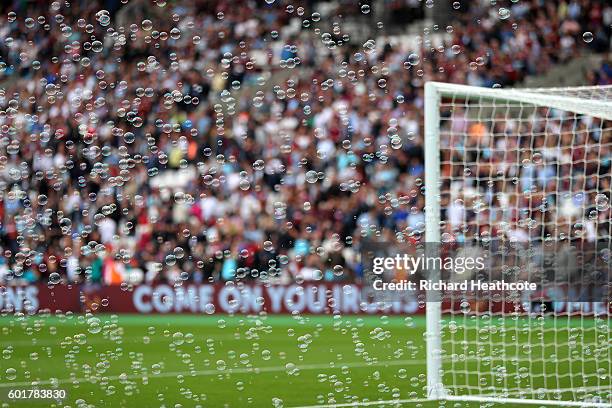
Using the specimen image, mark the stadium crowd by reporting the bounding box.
[0,0,610,286]
[588,59,612,85]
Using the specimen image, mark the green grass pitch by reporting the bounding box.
[0,314,609,407]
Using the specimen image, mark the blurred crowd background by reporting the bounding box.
[0,0,610,286]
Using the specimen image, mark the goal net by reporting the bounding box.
[424,82,612,406]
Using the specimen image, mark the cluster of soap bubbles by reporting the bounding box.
[0,0,608,292]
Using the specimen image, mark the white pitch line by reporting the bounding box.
[0,336,142,347]
[289,389,612,408]
[0,358,428,388]
[289,398,432,408]
[0,333,242,347]
[502,386,612,396]
[445,395,612,407]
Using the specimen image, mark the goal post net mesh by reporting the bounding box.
[428,83,612,405]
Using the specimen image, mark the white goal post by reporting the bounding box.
[424,81,612,407]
